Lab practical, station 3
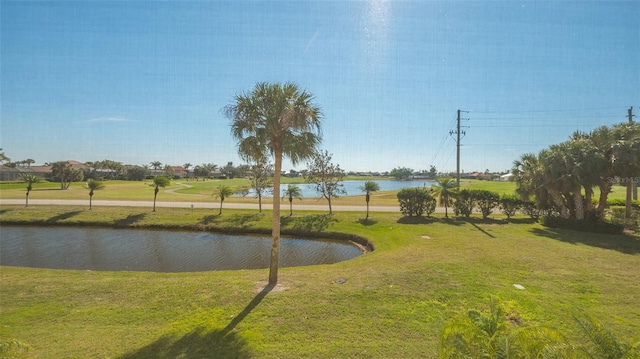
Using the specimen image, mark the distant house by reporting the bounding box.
[467,172,493,181]
[169,166,188,178]
[500,173,514,181]
[0,166,21,181]
[0,165,52,181]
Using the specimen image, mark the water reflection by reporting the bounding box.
[0,226,363,272]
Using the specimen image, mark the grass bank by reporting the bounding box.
[1,205,639,358]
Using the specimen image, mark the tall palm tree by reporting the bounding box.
[359,180,380,219]
[151,176,171,212]
[282,184,303,217]
[432,177,458,218]
[212,184,234,215]
[20,173,41,207]
[227,82,322,285]
[85,179,105,210]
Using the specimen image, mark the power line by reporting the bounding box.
[470,106,629,114]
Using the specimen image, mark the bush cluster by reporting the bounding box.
[453,189,503,219]
[397,188,436,217]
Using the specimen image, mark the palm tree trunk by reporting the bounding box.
[549,190,569,219]
[89,193,93,210]
[153,187,158,212]
[219,199,223,215]
[573,189,584,220]
[444,195,449,218]
[366,194,370,219]
[25,192,29,208]
[269,149,283,285]
[289,197,293,217]
[596,182,612,219]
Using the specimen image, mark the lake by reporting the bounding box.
[0,226,364,272]
[238,179,434,198]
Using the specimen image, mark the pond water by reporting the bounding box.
[238,179,434,198]
[0,226,363,272]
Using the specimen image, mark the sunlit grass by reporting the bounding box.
[1,205,639,358]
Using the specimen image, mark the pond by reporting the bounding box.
[238,179,434,198]
[0,226,364,272]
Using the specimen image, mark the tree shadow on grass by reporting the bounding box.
[358,218,378,226]
[226,213,263,228]
[198,213,263,228]
[530,227,640,255]
[282,214,338,232]
[45,211,82,223]
[114,213,147,227]
[397,216,464,226]
[117,283,274,359]
[117,327,252,359]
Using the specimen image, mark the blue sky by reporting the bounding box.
[1,1,638,173]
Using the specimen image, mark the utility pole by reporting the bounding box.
[627,107,637,221]
[450,109,468,187]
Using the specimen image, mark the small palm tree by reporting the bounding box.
[432,177,458,218]
[183,163,192,179]
[20,173,41,207]
[573,310,640,358]
[282,184,303,217]
[151,176,171,212]
[359,180,380,219]
[85,179,105,210]
[213,184,234,215]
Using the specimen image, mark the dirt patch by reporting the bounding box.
[255,280,290,293]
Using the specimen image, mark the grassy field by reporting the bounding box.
[1,205,639,358]
[0,178,632,208]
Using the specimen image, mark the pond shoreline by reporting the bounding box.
[0,207,375,253]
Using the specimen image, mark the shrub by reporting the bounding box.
[473,190,500,219]
[499,194,521,219]
[397,188,435,217]
[608,206,639,230]
[606,198,640,210]
[453,189,474,218]
[520,200,541,219]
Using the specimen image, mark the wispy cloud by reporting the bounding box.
[303,31,319,54]
[83,117,138,124]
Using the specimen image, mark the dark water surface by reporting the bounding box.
[0,226,363,272]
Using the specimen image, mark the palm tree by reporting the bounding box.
[432,177,458,218]
[150,161,162,176]
[151,176,171,212]
[282,184,303,216]
[573,310,640,358]
[183,163,192,179]
[20,173,41,207]
[440,297,574,358]
[85,179,105,210]
[51,161,72,189]
[359,180,380,219]
[212,184,234,215]
[227,82,322,285]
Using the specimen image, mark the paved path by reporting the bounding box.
[0,199,448,213]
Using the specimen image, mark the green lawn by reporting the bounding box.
[1,205,639,358]
[0,178,632,207]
